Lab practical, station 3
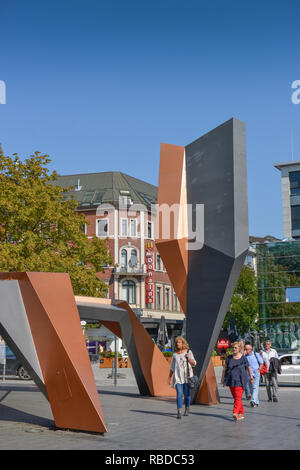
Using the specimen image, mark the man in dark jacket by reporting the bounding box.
[262,340,280,403]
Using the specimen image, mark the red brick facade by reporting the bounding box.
[80,208,184,319]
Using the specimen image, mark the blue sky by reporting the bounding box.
[1,0,300,239]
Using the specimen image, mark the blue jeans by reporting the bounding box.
[250,374,260,405]
[175,383,191,409]
[244,380,251,398]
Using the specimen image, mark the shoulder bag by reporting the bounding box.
[256,353,267,376]
[186,350,199,389]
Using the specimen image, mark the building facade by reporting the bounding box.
[251,161,300,353]
[53,171,185,342]
[275,160,300,239]
[256,240,300,353]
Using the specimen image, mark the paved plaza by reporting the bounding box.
[0,366,299,450]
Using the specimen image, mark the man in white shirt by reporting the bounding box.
[262,340,279,402]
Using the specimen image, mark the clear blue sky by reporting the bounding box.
[1,0,300,239]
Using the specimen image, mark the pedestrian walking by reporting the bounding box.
[262,340,279,402]
[240,339,252,400]
[168,336,196,419]
[221,341,254,421]
[245,343,263,407]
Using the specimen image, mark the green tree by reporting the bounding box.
[0,147,112,297]
[223,265,258,335]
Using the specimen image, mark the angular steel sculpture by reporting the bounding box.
[156,118,249,402]
[0,272,107,433]
[76,296,176,398]
[0,272,176,434]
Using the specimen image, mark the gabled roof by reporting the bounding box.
[53,171,158,209]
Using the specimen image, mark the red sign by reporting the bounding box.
[217,339,230,354]
[145,242,154,304]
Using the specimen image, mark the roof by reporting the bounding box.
[52,171,158,210]
[274,161,300,171]
[249,235,281,243]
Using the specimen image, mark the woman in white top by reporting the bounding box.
[168,336,196,419]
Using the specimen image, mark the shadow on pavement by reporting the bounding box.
[0,385,39,393]
[0,403,54,428]
[98,389,140,398]
[130,409,178,419]
[130,408,234,422]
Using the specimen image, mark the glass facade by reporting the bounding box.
[257,241,300,353]
[291,205,300,232]
[289,171,300,196]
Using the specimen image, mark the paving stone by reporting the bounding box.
[0,367,299,450]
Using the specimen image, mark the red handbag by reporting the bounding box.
[260,363,268,376]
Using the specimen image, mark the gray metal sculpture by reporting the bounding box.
[185,118,249,395]
[156,118,249,402]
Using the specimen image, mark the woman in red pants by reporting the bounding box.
[221,342,254,421]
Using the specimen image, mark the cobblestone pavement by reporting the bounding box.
[0,367,299,450]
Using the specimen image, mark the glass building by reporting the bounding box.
[257,241,300,353]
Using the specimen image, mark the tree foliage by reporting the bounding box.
[222,264,258,335]
[0,147,112,297]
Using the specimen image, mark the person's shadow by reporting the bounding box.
[130,409,233,422]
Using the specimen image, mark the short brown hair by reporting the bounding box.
[174,336,189,352]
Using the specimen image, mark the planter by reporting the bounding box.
[211,356,225,366]
[118,358,131,368]
[99,357,114,368]
[99,357,132,368]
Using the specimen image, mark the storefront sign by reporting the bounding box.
[145,242,154,304]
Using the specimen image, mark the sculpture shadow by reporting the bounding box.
[98,389,140,399]
[0,402,54,428]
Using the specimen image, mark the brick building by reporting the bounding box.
[53,171,185,341]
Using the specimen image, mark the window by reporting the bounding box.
[286,287,300,303]
[244,254,254,267]
[147,221,152,239]
[138,191,153,207]
[156,254,161,270]
[121,249,127,268]
[129,249,138,268]
[119,190,132,207]
[293,355,300,365]
[173,292,178,311]
[121,219,128,237]
[122,280,136,304]
[165,288,170,310]
[130,219,137,237]
[97,219,108,237]
[156,286,161,309]
[291,205,300,231]
[81,191,95,206]
[102,282,109,299]
[93,191,104,205]
[289,171,300,196]
[280,356,293,365]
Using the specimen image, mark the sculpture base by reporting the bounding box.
[195,359,220,405]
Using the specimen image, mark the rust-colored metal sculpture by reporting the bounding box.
[0,272,107,433]
[0,272,176,434]
[155,118,249,405]
[76,296,176,398]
